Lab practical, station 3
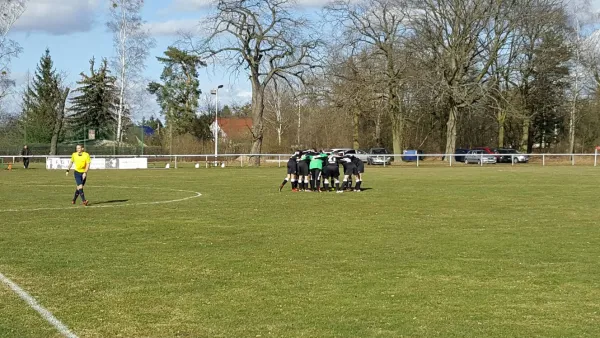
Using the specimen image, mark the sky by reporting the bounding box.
[5,0,327,120]
[6,0,600,120]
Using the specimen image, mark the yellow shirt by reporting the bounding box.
[71,152,91,173]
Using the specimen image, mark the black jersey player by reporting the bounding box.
[279,151,301,192]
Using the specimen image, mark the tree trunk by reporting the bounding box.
[497,110,506,148]
[353,108,360,150]
[49,88,70,155]
[444,106,458,161]
[374,111,382,147]
[520,117,530,153]
[568,104,576,155]
[249,81,265,166]
[391,114,404,157]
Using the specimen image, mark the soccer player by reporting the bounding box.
[351,154,365,192]
[280,151,300,192]
[66,144,91,206]
[339,152,357,193]
[297,151,311,192]
[324,152,342,192]
[309,151,327,192]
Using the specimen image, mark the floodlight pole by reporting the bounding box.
[212,85,224,167]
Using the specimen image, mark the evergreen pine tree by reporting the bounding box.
[21,49,63,143]
[147,47,205,134]
[69,58,119,141]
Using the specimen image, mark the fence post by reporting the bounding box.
[175,155,178,169]
[542,154,545,167]
[278,155,281,168]
[511,154,514,167]
[449,154,452,167]
[595,149,598,167]
[572,154,575,166]
[416,154,419,167]
[480,153,483,167]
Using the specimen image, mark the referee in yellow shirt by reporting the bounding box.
[66,144,91,206]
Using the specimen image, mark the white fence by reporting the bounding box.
[1,150,598,169]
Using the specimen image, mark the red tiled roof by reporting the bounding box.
[218,118,253,138]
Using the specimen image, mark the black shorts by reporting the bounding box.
[343,164,356,176]
[356,163,365,173]
[287,160,297,175]
[326,165,340,178]
[298,162,309,176]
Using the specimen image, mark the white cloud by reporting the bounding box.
[13,0,100,35]
[144,19,201,36]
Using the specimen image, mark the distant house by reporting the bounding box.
[211,117,253,140]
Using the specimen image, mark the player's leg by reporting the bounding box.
[73,172,82,204]
[333,168,341,192]
[355,173,362,192]
[79,173,88,205]
[323,170,331,192]
[314,169,322,192]
[291,174,298,191]
[279,173,291,192]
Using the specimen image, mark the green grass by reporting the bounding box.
[1,165,599,337]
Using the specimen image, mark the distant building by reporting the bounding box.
[210,117,253,140]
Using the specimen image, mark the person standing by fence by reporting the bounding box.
[21,145,32,169]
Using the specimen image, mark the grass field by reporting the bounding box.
[1,165,599,337]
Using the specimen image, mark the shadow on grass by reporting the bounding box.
[91,199,129,205]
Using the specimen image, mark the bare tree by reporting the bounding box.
[107,0,155,143]
[0,0,26,103]
[264,79,291,147]
[410,0,518,158]
[327,0,409,155]
[564,0,597,155]
[192,0,320,165]
[49,87,70,155]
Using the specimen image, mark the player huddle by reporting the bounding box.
[279,150,364,193]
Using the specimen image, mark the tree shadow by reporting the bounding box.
[91,199,129,205]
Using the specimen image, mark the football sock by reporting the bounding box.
[73,190,79,201]
[355,181,362,190]
[79,189,86,202]
[342,181,348,190]
[281,178,288,187]
[291,179,297,189]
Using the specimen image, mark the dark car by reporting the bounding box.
[496,148,529,163]
[454,148,470,162]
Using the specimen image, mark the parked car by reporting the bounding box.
[402,150,424,162]
[327,148,369,162]
[473,147,500,161]
[368,148,392,165]
[496,148,529,163]
[464,150,497,164]
[454,148,470,162]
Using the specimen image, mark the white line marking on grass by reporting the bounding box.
[0,185,202,213]
[0,272,78,338]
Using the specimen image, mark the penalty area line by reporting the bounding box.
[0,272,78,338]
